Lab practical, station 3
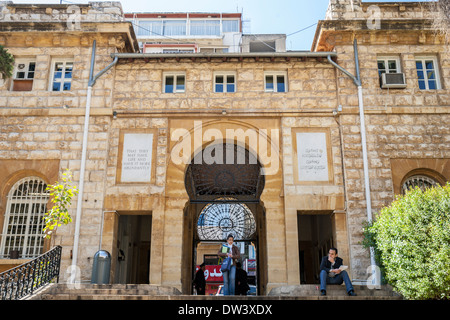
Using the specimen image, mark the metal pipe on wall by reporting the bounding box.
[327,39,378,287]
[70,40,118,283]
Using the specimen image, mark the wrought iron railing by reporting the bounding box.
[0,246,62,300]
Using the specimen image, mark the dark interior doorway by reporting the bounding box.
[297,212,333,284]
[115,214,152,284]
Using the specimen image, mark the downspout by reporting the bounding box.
[70,40,118,283]
[327,39,378,287]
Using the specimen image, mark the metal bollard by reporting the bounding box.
[91,250,111,284]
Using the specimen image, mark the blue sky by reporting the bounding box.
[15,0,428,50]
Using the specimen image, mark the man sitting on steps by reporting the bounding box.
[319,247,356,296]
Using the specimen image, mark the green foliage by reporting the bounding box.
[0,45,14,79]
[363,183,450,300]
[43,169,78,239]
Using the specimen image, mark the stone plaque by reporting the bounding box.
[296,132,329,182]
[121,133,153,183]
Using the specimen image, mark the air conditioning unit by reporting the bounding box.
[380,73,407,89]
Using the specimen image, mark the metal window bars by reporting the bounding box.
[197,199,257,241]
[0,177,49,259]
[0,245,62,300]
[402,175,439,194]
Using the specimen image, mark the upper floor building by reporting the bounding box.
[125,11,287,53]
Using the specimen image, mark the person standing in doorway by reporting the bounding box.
[218,234,240,295]
[319,247,356,296]
[235,261,250,295]
[193,262,206,295]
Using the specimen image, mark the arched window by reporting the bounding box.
[0,177,49,259]
[401,174,440,194]
[197,198,256,241]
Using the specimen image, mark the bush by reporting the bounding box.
[364,183,450,300]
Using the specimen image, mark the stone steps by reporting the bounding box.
[29,283,403,300]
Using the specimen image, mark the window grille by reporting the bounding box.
[0,177,49,259]
[197,199,256,241]
[401,175,439,194]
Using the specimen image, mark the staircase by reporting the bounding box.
[28,283,402,300]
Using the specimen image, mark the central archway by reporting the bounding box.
[181,143,267,295]
[185,143,265,202]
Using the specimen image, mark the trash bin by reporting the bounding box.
[91,250,111,284]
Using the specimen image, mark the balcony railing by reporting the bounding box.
[0,246,62,300]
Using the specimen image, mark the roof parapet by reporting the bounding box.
[0,1,125,23]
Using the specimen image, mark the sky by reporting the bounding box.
[10,0,429,51]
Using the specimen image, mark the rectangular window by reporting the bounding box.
[377,56,401,77]
[214,73,236,93]
[190,20,220,36]
[162,20,187,36]
[415,57,440,90]
[222,19,240,33]
[50,59,73,92]
[264,72,287,92]
[135,20,187,37]
[136,20,162,36]
[164,73,185,93]
[11,58,36,91]
[162,48,195,54]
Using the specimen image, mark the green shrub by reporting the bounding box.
[364,182,450,300]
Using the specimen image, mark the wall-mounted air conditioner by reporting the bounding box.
[380,73,407,89]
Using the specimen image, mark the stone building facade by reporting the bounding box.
[0,0,448,295]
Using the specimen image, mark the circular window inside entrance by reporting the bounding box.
[197,200,256,241]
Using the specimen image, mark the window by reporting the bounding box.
[136,20,162,36]
[222,19,240,33]
[0,177,49,259]
[402,175,440,194]
[11,58,36,91]
[190,20,220,36]
[164,73,185,93]
[214,72,236,93]
[264,72,287,92]
[136,20,187,37]
[377,56,401,77]
[197,201,256,241]
[415,57,441,90]
[162,20,187,36]
[162,48,195,54]
[51,59,73,92]
[199,47,228,53]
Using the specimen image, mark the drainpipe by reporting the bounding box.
[70,40,118,283]
[327,39,378,287]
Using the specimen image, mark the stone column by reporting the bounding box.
[331,210,350,275]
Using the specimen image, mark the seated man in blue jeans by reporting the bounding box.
[319,248,356,296]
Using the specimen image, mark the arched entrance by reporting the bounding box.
[181,143,267,295]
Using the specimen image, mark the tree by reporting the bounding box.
[363,183,450,300]
[0,45,14,80]
[43,169,79,239]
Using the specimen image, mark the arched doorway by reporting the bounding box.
[181,143,267,295]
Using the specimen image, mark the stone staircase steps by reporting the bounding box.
[29,283,403,300]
